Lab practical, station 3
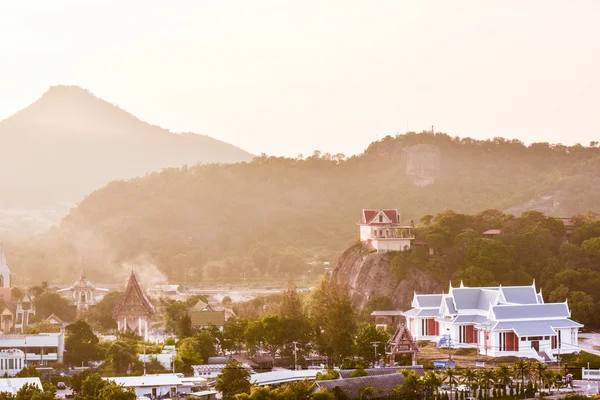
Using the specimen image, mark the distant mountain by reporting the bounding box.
[0,85,253,208]
[7,132,600,284]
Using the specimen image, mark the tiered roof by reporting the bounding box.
[405,281,583,335]
[113,271,155,319]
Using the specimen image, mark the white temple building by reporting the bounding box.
[57,268,109,314]
[403,281,582,361]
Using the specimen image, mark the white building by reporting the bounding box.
[0,333,64,366]
[359,209,414,253]
[104,374,190,398]
[57,268,109,314]
[403,281,582,361]
[0,377,43,395]
[0,350,25,376]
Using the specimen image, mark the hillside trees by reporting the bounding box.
[9,132,600,285]
[401,209,600,328]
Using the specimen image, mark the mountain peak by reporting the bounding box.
[4,85,148,134]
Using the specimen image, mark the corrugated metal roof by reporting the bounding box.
[477,290,499,310]
[493,319,582,336]
[444,297,457,314]
[339,366,424,379]
[403,308,419,317]
[250,370,322,386]
[417,309,440,317]
[501,287,539,304]
[492,303,570,320]
[105,374,182,387]
[371,310,404,316]
[316,374,405,398]
[452,288,487,310]
[416,295,443,308]
[453,315,489,324]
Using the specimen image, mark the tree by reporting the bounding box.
[461,367,477,395]
[395,369,423,400]
[177,314,193,339]
[161,299,190,335]
[513,359,530,388]
[70,369,94,394]
[176,337,204,375]
[495,364,512,395]
[215,359,251,400]
[105,340,137,374]
[75,373,135,400]
[33,292,77,322]
[24,320,61,334]
[14,383,55,400]
[195,330,217,363]
[361,295,393,322]
[354,323,390,364]
[85,291,121,330]
[65,320,100,366]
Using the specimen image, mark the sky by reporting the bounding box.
[1,0,599,157]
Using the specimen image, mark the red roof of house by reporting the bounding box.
[562,219,575,227]
[361,209,399,224]
[483,229,502,235]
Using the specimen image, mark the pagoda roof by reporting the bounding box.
[113,271,155,318]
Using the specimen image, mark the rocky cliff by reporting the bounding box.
[330,243,442,311]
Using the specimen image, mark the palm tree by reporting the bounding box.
[443,367,459,389]
[478,368,496,398]
[422,370,443,399]
[543,369,557,393]
[495,364,512,396]
[512,358,531,388]
[532,361,548,390]
[461,367,477,396]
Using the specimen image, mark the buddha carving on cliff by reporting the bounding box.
[403,144,441,187]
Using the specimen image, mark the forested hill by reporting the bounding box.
[0,85,253,207]
[8,132,600,283]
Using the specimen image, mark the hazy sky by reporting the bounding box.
[1,1,599,157]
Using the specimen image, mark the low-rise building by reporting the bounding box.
[403,281,582,361]
[0,377,43,395]
[370,310,404,331]
[104,374,189,398]
[188,300,225,330]
[0,350,25,376]
[0,332,64,366]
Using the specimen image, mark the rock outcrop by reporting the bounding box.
[402,143,441,187]
[330,243,441,311]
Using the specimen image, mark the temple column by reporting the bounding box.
[123,316,127,331]
[117,320,121,331]
[138,317,142,337]
[144,319,149,341]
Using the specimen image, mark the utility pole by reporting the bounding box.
[292,342,299,371]
[371,342,381,366]
[143,345,146,376]
[292,342,298,371]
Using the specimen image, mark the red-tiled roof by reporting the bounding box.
[562,219,575,227]
[361,209,399,224]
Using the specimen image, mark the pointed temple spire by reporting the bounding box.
[0,243,7,267]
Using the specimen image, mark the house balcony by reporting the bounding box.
[24,353,58,362]
[369,233,415,240]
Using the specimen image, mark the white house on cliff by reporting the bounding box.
[359,209,414,253]
[403,281,582,362]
